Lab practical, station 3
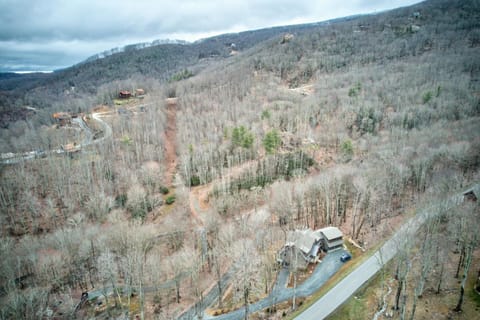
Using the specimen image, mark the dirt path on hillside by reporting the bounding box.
[188,160,260,224]
[189,187,206,226]
[164,98,178,187]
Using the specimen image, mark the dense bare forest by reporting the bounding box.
[0,0,479,319]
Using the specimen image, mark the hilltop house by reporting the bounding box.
[281,33,294,44]
[277,226,343,269]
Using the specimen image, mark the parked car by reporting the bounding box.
[340,253,352,262]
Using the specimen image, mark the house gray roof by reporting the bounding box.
[319,226,343,240]
[313,229,323,239]
[288,229,321,255]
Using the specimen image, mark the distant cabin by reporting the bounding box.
[135,88,145,97]
[463,186,479,202]
[277,226,343,269]
[62,143,79,153]
[119,90,131,99]
[281,33,294,44]
[52,112,72,126]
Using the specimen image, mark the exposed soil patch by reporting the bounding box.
[288,84,315,96]
[188,159,260,224]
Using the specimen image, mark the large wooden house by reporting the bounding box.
[277,226,344,269]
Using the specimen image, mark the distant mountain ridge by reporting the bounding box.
[83,39,190,63]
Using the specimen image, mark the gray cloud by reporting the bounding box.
[0,0,423,72]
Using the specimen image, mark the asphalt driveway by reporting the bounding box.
[202,249,346,320]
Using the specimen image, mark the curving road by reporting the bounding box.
[200,250,346,320]
[90,113,113,145]
[72,117,93,146]
[296,185,474,320]
[0,113,112,164]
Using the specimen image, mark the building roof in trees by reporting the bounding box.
[52,112,71,120]
[285,226,344,255]
[119,90,131,98]
[280,226,344,266]
[319,226,343,241]
[287,229,321,255]
[463,185,479,202]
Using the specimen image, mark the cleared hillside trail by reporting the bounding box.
[164,98,178,187]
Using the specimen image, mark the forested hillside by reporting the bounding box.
[0,0,479,319]
[0,21,326,132]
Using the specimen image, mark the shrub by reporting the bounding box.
[159,186,169,194]
[190,175,201,187]
[340,139,354,162]
[121,135,132,145]
[165,195,176,205]
[263,129,281,153]
[169,69,193,82]
[231,126,254,149]
[348,82,362,97]
[166,86,176,98]
[422,91,433,104]
[244,133,254,148]
[353,106,382,135]
[261,109,271,120]
[115,194,128,207]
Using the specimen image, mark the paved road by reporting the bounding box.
[178,266,238,320]
[72,117,93,146]
[90,113,113,145]
[296,186,473,320]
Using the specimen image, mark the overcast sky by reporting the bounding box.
[0,0,423,72]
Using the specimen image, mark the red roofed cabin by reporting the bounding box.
[52,112,72,126]
[119,90,131,99]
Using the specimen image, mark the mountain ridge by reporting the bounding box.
[0,0,475,128]
[82,39,190,64]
